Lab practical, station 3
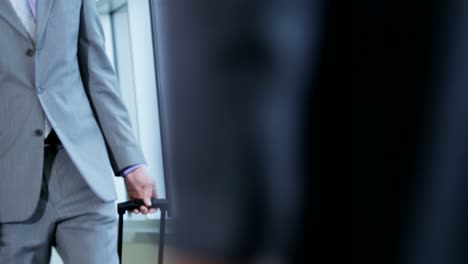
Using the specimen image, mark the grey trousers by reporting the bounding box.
[0,146,119,264]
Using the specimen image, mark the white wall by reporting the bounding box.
[101,0,166,206]
[126,0,166,200]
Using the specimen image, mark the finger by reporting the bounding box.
[151,185,158,198]
[140,205,149,215]
[149,208,157,214]
[133,209,140,214]
[143,185,153,207]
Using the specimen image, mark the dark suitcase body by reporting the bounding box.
[117,199,169,264]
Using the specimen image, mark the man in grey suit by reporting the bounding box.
[0,0,157,263]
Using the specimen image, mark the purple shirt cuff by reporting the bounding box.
[121,164,145,177]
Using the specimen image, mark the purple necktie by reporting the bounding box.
[27,0,36,19]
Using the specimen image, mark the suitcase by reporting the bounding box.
[117,198,169,264]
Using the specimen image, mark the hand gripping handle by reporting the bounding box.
[118,198,168,215]
[117,198,169,264]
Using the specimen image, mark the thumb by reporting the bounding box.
[143,185,152,207]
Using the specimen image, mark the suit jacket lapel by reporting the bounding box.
[36,0,55,44]
[0,0,33,42]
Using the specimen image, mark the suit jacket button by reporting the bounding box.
[26,49,35,57]
[34,129,44,137]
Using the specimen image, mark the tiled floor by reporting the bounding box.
[49,243,173,264]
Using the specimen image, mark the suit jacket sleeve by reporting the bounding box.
[77,0,146,175]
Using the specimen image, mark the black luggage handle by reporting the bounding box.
[118,198,169,214]
[117,198,169,264]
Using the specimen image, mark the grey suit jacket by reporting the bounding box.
[0,0,145,223]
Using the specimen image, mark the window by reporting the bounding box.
[98,0,166,219]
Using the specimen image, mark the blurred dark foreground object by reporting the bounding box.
[153,0,318,263]
[152,0,468,263]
